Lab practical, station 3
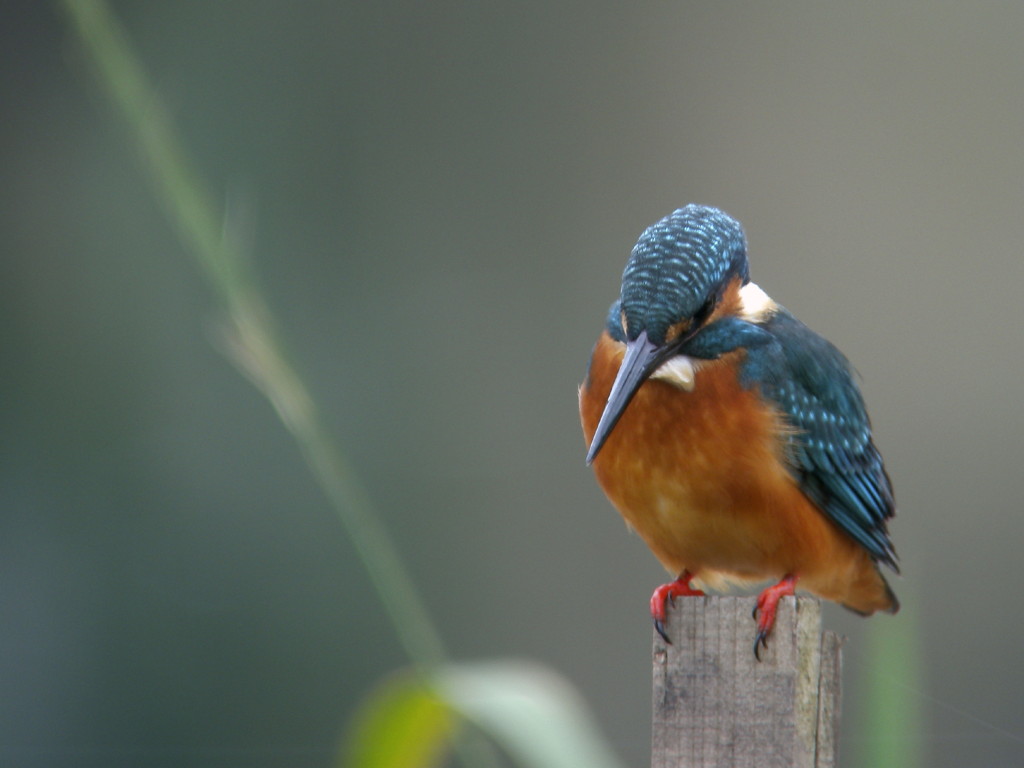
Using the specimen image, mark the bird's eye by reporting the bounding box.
[695,297,716,325]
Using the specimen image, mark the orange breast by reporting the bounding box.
[580,330,891,612]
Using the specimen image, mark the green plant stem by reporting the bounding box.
[59,7,511,763]
[860,602,924,768]
[58,0,447,674]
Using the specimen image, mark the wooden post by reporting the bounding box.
[652,596,842,768]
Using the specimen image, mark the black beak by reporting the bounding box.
[586,330,664,465]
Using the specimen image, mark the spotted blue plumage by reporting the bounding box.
[747,310,898,569]
[620,205,749,344]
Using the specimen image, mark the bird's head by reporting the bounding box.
[586,205,757,464]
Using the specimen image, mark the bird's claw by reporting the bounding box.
[650,571,704,645]
[753,629,769,661]
[750,574,797,662]
[654,618,671,644]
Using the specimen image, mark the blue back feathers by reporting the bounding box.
[618,205,750,344]
[747,310,898,569]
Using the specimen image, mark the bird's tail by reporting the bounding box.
[841,563,899,616]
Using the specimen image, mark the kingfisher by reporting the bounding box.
[579,205,898,657]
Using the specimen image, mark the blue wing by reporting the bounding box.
[744,309,898,569]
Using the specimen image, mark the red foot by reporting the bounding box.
[650,571,705,643]
[752,574,798,660]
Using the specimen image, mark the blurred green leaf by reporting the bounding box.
[435,660,625,768]
[342,661,625,768]
[340,673,456,768]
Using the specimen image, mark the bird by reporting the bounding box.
[579,204,898,658]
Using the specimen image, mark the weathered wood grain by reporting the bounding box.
[652,596,842,768]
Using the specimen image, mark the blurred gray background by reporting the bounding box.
[3,2,1023,766]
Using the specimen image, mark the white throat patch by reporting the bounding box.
[651,355,698,392]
